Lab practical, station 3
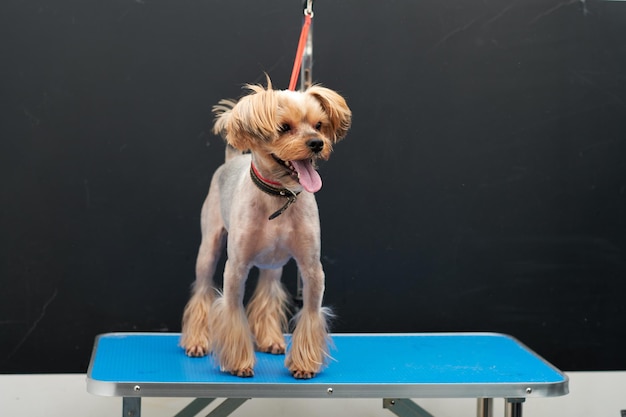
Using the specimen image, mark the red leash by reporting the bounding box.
[288,11,313,91]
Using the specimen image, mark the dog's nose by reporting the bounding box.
[307,138,324,153]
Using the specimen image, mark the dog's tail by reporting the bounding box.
[212,99,245,162]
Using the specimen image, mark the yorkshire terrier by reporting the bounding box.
[180,77,351,378]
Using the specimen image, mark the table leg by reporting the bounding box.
[477,398,493,417]
[505,398,525,417]
[174,398,216,417]
[123,397,141,417]
[383,399,435,417]
[204,398,249,417]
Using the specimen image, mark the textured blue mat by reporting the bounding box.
[88,333,566,389]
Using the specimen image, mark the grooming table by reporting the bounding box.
[86,332,568,417]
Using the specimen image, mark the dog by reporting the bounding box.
[180,77,351,379]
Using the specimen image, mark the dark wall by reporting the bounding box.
[1,0,625,373]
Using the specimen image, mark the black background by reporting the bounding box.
[1,0,625,373]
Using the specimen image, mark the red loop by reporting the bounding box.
[288,14,312,91]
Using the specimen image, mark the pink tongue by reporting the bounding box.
[290,160,322,193]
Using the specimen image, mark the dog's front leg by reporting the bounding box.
[209,260,256,377]
[285,261,332,379]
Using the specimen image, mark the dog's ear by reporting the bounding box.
[212,82,277,151]
[306,86,352,143]
[212,99,237,138]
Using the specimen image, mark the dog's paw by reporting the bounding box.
[184,344,209,357]
[259,342,286,355]
[292,369,316,379]
[180,331,211,357]
[230,367,254,378]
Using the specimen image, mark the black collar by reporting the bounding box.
[250,163,300,220]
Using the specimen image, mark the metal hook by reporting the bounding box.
[303,0,314,17]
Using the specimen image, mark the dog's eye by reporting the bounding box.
[279,124,291,133]
[314,122,322,131]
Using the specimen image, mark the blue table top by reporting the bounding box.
[87,332,568,399]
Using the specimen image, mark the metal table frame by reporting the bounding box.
[87,332,569,417]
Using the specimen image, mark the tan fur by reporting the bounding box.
[180,290,214,357]
[180,77,351,378]
[209,295,256,377]
[285,307,334,379]
[246,268,290,354]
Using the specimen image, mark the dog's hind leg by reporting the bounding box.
[209,260,256,377]
[180,185,225,357]
[285,261,332,379]
[246,268,289,354]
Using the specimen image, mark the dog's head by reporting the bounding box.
[213,78,352,193]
